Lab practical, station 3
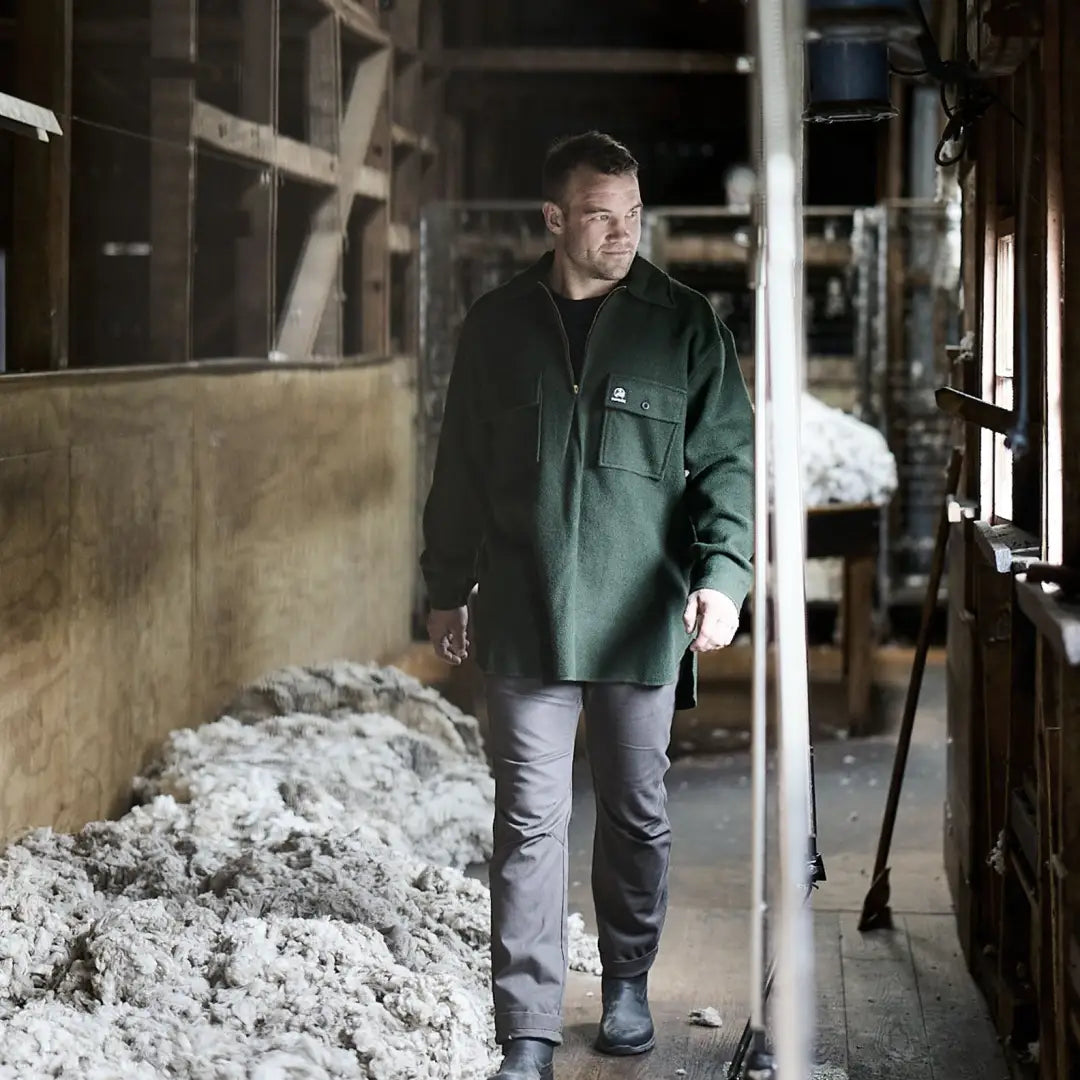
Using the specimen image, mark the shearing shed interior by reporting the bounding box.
[0,0,1076,1078]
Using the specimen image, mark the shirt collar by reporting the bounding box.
[501,251,676,309]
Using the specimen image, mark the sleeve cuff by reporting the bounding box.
[689,557,752,611]
[424,580,475,611]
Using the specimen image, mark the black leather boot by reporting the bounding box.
[489,1038,556,1080]
[594,973,656,1055]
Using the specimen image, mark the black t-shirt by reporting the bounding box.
[551,292,606,383]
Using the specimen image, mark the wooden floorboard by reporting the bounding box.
[839,913,933,1080]
[814,909,850,1073]
[543,666,1007,1080]
[562,906,745,1079]
[904,914,1009,1080]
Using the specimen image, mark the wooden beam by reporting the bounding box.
[310,0,389,47]
[361,59,393,355]
[385,0,420,53]
[354,165,391,200]
[150,0,197,366]
[387,224,414,254]
[1062,0,1080,566]
[307,14,343,356]
[0,14,387,45]
[1044,0,1064,564]
[194,100,335,182]
[192,100,389,198]
[0,90,62,141]
[1016,577,1080,666]
[392,50,422,354]
[936,386,1015,436]
[276,48,390,360]
[235,0,279,359]
[659,232,850,267]
[435,47,754,75]
[11,0,72,372]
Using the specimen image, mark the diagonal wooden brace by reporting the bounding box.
[276,46,389,360]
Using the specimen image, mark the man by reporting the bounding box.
[421,132,753,1080]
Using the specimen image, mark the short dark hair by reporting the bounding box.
[541,131,639,204]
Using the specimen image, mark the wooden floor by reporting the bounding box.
[555,665,1008,1079]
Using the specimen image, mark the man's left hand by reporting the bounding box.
[683,589,741,653]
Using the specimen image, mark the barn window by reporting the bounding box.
[983,227,1015,523]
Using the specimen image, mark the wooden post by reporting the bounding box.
[393,53,422,355]
[1044,0,1065,564]
[235,0,279,359]
[842,553,876,731]
[1060,0,1080,566]
[307,14,343,356]
[11,0,72,372]
[360,71,393,353]
[150,0,197,365]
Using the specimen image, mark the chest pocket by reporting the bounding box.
[486,375,541,478]
[599,374,686,480]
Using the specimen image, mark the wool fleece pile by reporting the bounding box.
[800,392,898,508]
[0,663,601,1079]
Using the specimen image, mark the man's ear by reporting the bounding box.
[542,200,564,235]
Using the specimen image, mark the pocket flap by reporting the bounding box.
[603,374,685,423]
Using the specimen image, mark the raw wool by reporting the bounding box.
[798,393,898,508]
[567,912,602,976]
[220,660,484,757]
[688,1006,723,1028]
[134,709,495,869]
[722,1065,847,1080]
[0,663,598,1078]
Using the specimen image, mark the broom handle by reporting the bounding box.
[869,446,964,882]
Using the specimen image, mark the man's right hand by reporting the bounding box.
[427,606,470,665]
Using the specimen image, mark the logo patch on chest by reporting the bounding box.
[611,386,627,403]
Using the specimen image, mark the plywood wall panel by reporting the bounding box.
[0,360,417,842]
[192,362,416,719]
[0,451,71,838]
[67,433,194,825]
[68,379,193,445]
[0,386,70,458]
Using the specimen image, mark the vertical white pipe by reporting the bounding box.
[748,0,770,1035]
[749,236,770,1033]
[755,0,815,1078]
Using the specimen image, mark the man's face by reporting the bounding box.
[544,167,643,282]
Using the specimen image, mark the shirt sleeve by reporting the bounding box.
[420,312,487,610]
[683,318,755,608]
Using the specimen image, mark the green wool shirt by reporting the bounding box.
[421,252,754,692]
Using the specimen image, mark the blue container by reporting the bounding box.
[807,0,922,42]
[804,39,898,123]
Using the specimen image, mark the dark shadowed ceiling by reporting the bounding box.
[447,0,881,206]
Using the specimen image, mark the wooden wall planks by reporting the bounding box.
[0,359,417,842]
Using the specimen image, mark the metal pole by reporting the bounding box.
[749,240,771,1040]
[747,0,770,1050]
[755,2,815,1079]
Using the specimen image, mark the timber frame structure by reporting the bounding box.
[942,1,1080,1077]
[4,0,454,372]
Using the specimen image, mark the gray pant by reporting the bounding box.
[486,677,676,1044]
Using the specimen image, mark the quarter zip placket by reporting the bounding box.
[540,285,577,393]
[540,283,624,395]
[580,286,624,388]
